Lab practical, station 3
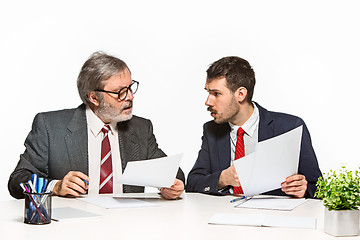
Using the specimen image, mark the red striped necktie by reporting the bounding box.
[99,125,113,194]
[233,127,245,195]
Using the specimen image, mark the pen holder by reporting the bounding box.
[24,192,52,224]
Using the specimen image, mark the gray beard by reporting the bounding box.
[97,101,133,123]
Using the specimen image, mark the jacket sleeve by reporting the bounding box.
[298,122,322,198]
[186,124,225,194]
[8,113,50,199]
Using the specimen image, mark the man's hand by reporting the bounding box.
[53,171,89,197]
[160,179,184,200]
[218,165,241,189]
[281,174,307,198]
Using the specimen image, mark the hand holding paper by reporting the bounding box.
[234,126,303,196]
[118,153,183,188]
[281,174,308,198]
[160,178,184,200]
[218,165,241,189]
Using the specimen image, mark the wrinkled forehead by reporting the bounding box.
[102,68,132,89]
[205,76,228,90]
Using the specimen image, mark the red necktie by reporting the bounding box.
[233,127,245,194]
[99,125,113,194]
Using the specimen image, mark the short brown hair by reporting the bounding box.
[206,56,255,102]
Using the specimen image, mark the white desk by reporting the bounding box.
[0,193,358,240]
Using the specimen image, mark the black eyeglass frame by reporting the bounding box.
[94,80,139,101]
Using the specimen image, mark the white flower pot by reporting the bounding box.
[324,208,359,237]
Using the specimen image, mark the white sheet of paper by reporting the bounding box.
[235,195,307,211]
[118,153,182,188]
[52,207,102,221]
[234,126,303,196]
[78,196,158,209]
[113,193,162,199]
[208,213,316,229]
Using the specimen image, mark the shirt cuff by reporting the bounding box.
[218,185,232,193]
[46,180,59,194]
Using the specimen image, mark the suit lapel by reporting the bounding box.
[256,102,275,142]
[117,121,140,173]
[117,121,143,193]
[64,104,89,175]
[216,123,232,170]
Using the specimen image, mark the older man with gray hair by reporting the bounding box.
[8,52,185,200]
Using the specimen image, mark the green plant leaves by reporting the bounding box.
[315,166,360,210]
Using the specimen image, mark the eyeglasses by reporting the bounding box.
[95,80,139,101]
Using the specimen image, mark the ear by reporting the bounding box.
[88,91,100,106]
[235,87,248,103]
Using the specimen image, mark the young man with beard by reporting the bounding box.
[8,52,185,200]
[186,56,321,198]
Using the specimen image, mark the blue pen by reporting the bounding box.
[37,178,44,193]
[230,196,246,203]
[84,180,89,185]
[42,179,48,193]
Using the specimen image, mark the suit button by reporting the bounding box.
[204,187,210,192]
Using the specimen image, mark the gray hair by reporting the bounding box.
[77,51,130,105]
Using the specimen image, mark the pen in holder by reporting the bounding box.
[24,191,52,224]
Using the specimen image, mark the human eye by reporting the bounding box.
[211,91,221,97]
[118,87,128,99]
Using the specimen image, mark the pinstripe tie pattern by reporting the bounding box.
[99,125,113,194]
[233,127,245,194]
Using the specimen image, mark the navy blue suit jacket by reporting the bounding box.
[186,103,322,198]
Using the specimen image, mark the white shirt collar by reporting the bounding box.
[229,103,259,137]
[85,106,117,137]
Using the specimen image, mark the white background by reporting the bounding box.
[1,0,359,200]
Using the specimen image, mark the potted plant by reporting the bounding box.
[315,165,360,237]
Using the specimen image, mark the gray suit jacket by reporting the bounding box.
[8,104,185,199]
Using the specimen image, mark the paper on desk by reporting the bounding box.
[209,213,316,229]
[78,196,158,209]
[235,195,307,211]
[234,126,303,196]
[118,153,183,188]
[52,207,102,221]
[113,192,162,199]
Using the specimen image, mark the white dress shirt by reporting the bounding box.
[226,103,259,193]
[86,107,123,195]
[229,103,260,163]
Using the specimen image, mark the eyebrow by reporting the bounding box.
[205,87,220,92]
[108,81,133,92]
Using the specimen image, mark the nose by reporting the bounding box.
[205,94,213,107]
[125,89,134,101]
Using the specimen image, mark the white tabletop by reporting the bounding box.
[0,193,358,240]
